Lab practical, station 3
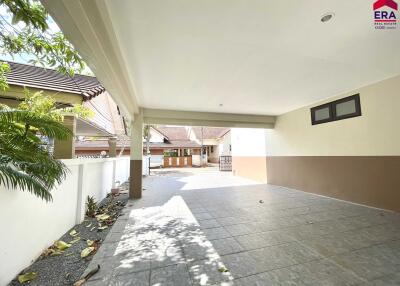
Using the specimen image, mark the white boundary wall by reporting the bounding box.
[0,156,131,286]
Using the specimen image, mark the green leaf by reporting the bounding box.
[96,214,110,221]
[54,240,71,250]
[81,247,95,258]
[18,272,37,283]
[69,237,81,244]
[69,230,78,236]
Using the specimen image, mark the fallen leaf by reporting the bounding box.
[87,240,94,246]
[86,223,92,228]
[218,266,229,273]
[81,247,95,258]
[90,226,96,232]
[55,240,71,250]
[18,272,37,283]
[96,214,110,221]
[69,230,78,236]
[69,237,81,244]
[97,225,108,231]
[51,250,64,256]
[73,265,100,286]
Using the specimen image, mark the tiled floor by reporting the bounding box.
[83,168,400,286]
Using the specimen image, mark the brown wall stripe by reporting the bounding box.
[266,156,400,212]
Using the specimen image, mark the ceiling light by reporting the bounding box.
[321,12,335,23]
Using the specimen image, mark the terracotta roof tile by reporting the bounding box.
[192,127,230,139]
[155,126,189,141]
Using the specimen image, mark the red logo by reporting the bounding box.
[373,0,398,11]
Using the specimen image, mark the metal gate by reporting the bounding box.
[219,155,232,171]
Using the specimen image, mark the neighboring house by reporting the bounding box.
[189,127,231,163]
[148,126,230,167]
[75,125,231,167]
[1,61,126,158]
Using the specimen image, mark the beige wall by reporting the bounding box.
[83,91,125,135]
[1,85,83,105]
[267,75,400,156]
[232,75,400,211]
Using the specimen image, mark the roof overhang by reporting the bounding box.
[41,0,139,120]
[76,117,113,137]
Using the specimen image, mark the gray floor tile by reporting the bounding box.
[150,264,191,286]
[331,247,399,280]
[188,258,233,285]
[109,271,150,286]
[279,242,322,263]
[290,259,365,285]
[203,227,232,240]
[249,245,297,271]
[235,234,271,250]
[300,234,356,256]
[194,212,214,221]
[150,243,186,269]
[211,237,244,256]
[224,224,254,236]
[199,219,222,229]
[82,171,400,286]
[257,267,307,285]
[367,272,400,286]
[221,251,264,278]
[183,240,219,262]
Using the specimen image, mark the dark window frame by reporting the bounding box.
[310,102,333,125]
[311,94,361,125]
[332,94,362,121]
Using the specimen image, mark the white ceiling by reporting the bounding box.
[103,0,400,116]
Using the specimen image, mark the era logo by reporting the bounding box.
[374,10,397,19]
[373,0,398,27]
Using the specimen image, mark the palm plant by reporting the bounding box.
[0,99,72,201]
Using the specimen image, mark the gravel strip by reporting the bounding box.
[8,188,129,286]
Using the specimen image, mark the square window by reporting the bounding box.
[311,103,332,125]
[314,106,330,121]
[333,94,361,120]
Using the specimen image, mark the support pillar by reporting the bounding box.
[54,115,76,159]
[129,110,143,199]
[108,137,117,157]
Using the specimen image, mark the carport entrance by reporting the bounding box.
[84,168,400,285]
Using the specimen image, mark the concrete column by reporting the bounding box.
[129,110,143,199]
[108,137,117,157]
[54,115,76,159]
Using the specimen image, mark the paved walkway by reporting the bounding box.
[84,168,400,286]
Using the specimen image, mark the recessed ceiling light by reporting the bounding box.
[321,12,335,23]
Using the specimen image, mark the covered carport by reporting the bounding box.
[41,1,400,285]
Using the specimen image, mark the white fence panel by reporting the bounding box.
[0,156,131,286]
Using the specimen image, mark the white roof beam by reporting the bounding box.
[143,108,275,129]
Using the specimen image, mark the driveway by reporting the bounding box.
[84,168,400,285]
